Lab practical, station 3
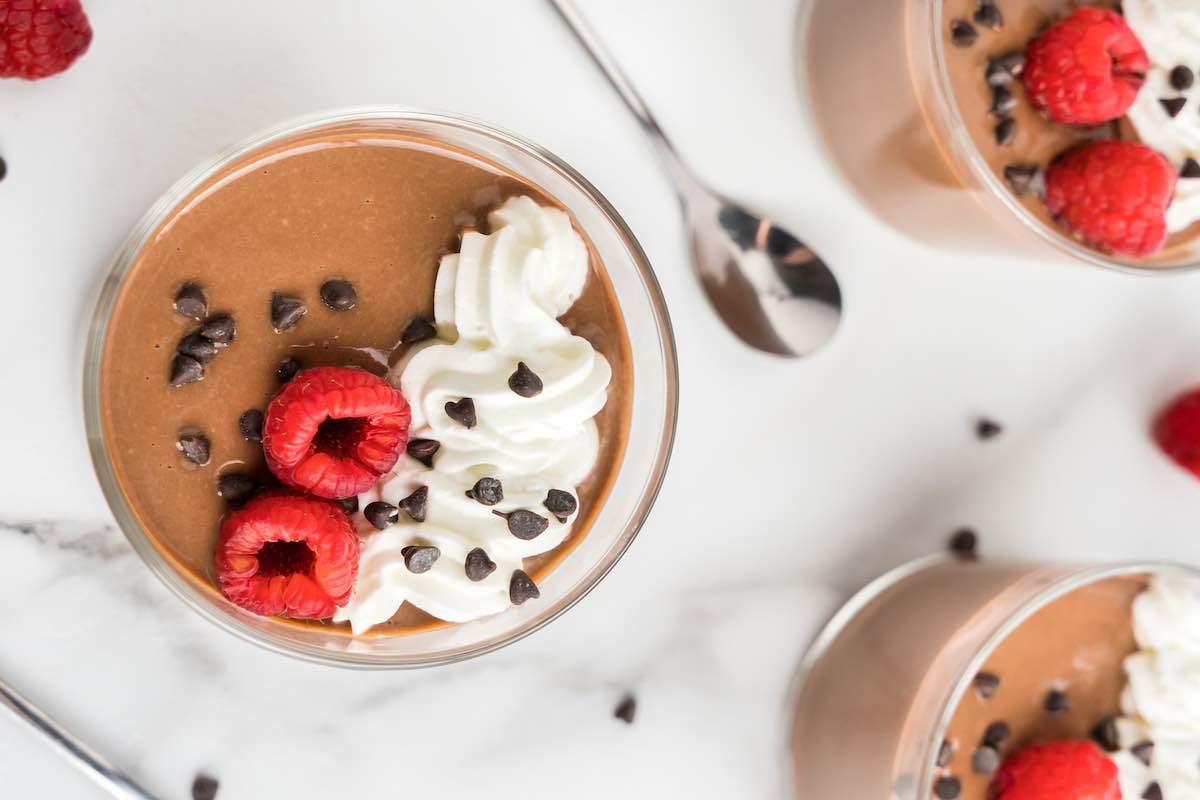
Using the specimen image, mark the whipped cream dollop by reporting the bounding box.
[1124,0,1200,233]
[334,196,612,633]
[1110,571,1200,800]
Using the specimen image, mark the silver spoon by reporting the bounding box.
[0,674,159,799]
[548,0,841,358]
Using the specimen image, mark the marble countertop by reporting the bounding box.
[4,0,1200,797]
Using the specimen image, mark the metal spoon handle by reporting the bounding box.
[0,676,159,800]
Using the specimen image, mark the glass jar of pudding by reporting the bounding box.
[83,108,678,668]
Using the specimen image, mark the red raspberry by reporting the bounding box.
[263,366,410,500]
[0,0,92,80]
[1022,7,1148,126]
[215,491,360,620]
[1155,386,1200,479]
[991,741,1120,800]
[1044,140,1176,257]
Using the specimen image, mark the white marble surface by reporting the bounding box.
[4,0,1200,797]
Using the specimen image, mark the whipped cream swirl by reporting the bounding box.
[1111,571,1200,799]
[1124,0,1200,233]
[334,196,612,633]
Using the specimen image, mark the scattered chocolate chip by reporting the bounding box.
[1143,783,1163,800]
[465,547,497,581]
[933,776,962,800]
[339,496,359,514]
[173,283,208,320]
[276,357,302,382]
[1171,65,1195,92]
[1044,689,1070,715]
[401,317,437,345]
[170,354,204,387]
[406,438,440,467]
[509,569,540,604]
[493,509,549,540]
[990,86,1017,116]
[1092,716,1120,752]
[508,362,544,398]
[364,501,399,530]
[972,745,1000,775]
[973,2,1002,31]
[994,118,1017,147]
[544,489,577,523]
[614,694,637,724]
[1182,158,1200,179]
[401,544,440,574]
[0,155,7,182]
[465,477,503,506]
[1004,164,1044,197]
[1132,740,1155,767]
[1161,97,1188,118]
[986,52,1025,87]
[176,432,211,465]
[199,314,235,346]
[976,418,1003,440]
[216,472,256,504]
[270,292,307,333]
[399,486,428,522]
[192,774,219,800]
[982,721,1010,749]
[238,409,263,442]
[950,19,977,48]
[177,332,216,363]
[974,672,1000,699]
[445,397,476,428]
[949,528,978,560]
[937,739,954,767]
[319,278,357,311]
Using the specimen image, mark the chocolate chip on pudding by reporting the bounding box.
[319,278,357,311]
[173,283,208,320]
[400,316,437,344]
[270,292,307,333]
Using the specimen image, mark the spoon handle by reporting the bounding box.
[0,675,159,800]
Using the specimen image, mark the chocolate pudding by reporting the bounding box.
[98,127,633,635]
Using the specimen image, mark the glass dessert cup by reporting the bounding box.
[797,0,1200,273]
[784,555,1199,798]
[82,108,679,668]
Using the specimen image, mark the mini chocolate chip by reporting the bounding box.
[0,155,7,182]
[399,486,428,522]
[401,544,440,573]
[937,739,953,767]
[994,118,1017,147]
[986,52,1025,87]
[1183,158,1200,179]
[493,509,549,540]
[1092,716,1120,752]
[271,292,307,333]
[276,357,302,382]
[339,496,359,514]
[1171,65,1195,91]
[949,528,978,560]
[465,547,497,581]
[192,774,219,800]
[176,433,211,465]
[319,278,357,311]
[972,745,1000,775]
[982,721,1010,749]
[238,409,263,442]
[976,418,1003,440]
[364,501,399,530]
[466,477,504,506]
[170,354,204,387]
[216,473,256,504]
[1132,740,1155,767]
[1004,164,1044,197]
[401,317,437,344]
[1044,689,1070,715]
[614,694,636,724]
[1143,783,1163,800]
[990,86,1017,116]
[544,489,578,523]
[178,332,216,363]
[508,362,543,397]
[950,19,977,48]
[974,672,1000,699]
[199,314,235,345]
[407,438,440,467]
[1161,97,1188,118]
[445,397,477,428]
[933,776,961,800]
[973,2,1002,31]
[509,569,540,604]
[173,283,208,320]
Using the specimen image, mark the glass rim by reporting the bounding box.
[82,106,680,669]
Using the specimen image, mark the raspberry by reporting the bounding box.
[0,0,92,80]
[991,741,1120,800]
[215,491,359,620]
[1044,141,1176,257]
[263,366,410,500]
[1154,387,1200,479]
[1022,7,1148,126]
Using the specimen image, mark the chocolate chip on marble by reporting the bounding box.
[191,774,219,800]
[1171,66,1195,92]
[364,501,399,530]
[973,2,1002,31]
[177,332,217,363]
[173,283,208,320]
[398,486,428,522]
[1092,716,1120,752]
[319,278,357,311]
[493,509,549,540]
[614,694,637,724]
[339,496,359,514]
[465,547,497,581]
[1132,740,1155,767]
[465,477,503,506]
[401,544,440,574]
[976,418,1003,440]
[990,86,1017,116]
[508,361,544,398]
[1004,164,1044,197]
[1143,782,1163,800]
[199,314,236,346]
[994,118,1017,147]
[933,776,962,800]
[276,357,302,382]
[238,409,263,442]
[950,19,978,48]
[937,739,954,767]
[509,569,540,604]
[176,432,211,465]
[406,438,440,467]
[1161,97,1188,118]
[972,745,1000,775]
[270,292,307,333]
[170,354,205,387]
[400,317,437,345]
[982,721,1010,749]
[445,397,477,428]
[544,489,578,523]
[949,528,979,560]
[216,472,256,504]
[1183,158,1200,179]
[973,672,1000,699]
[1044,688,1070,715]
